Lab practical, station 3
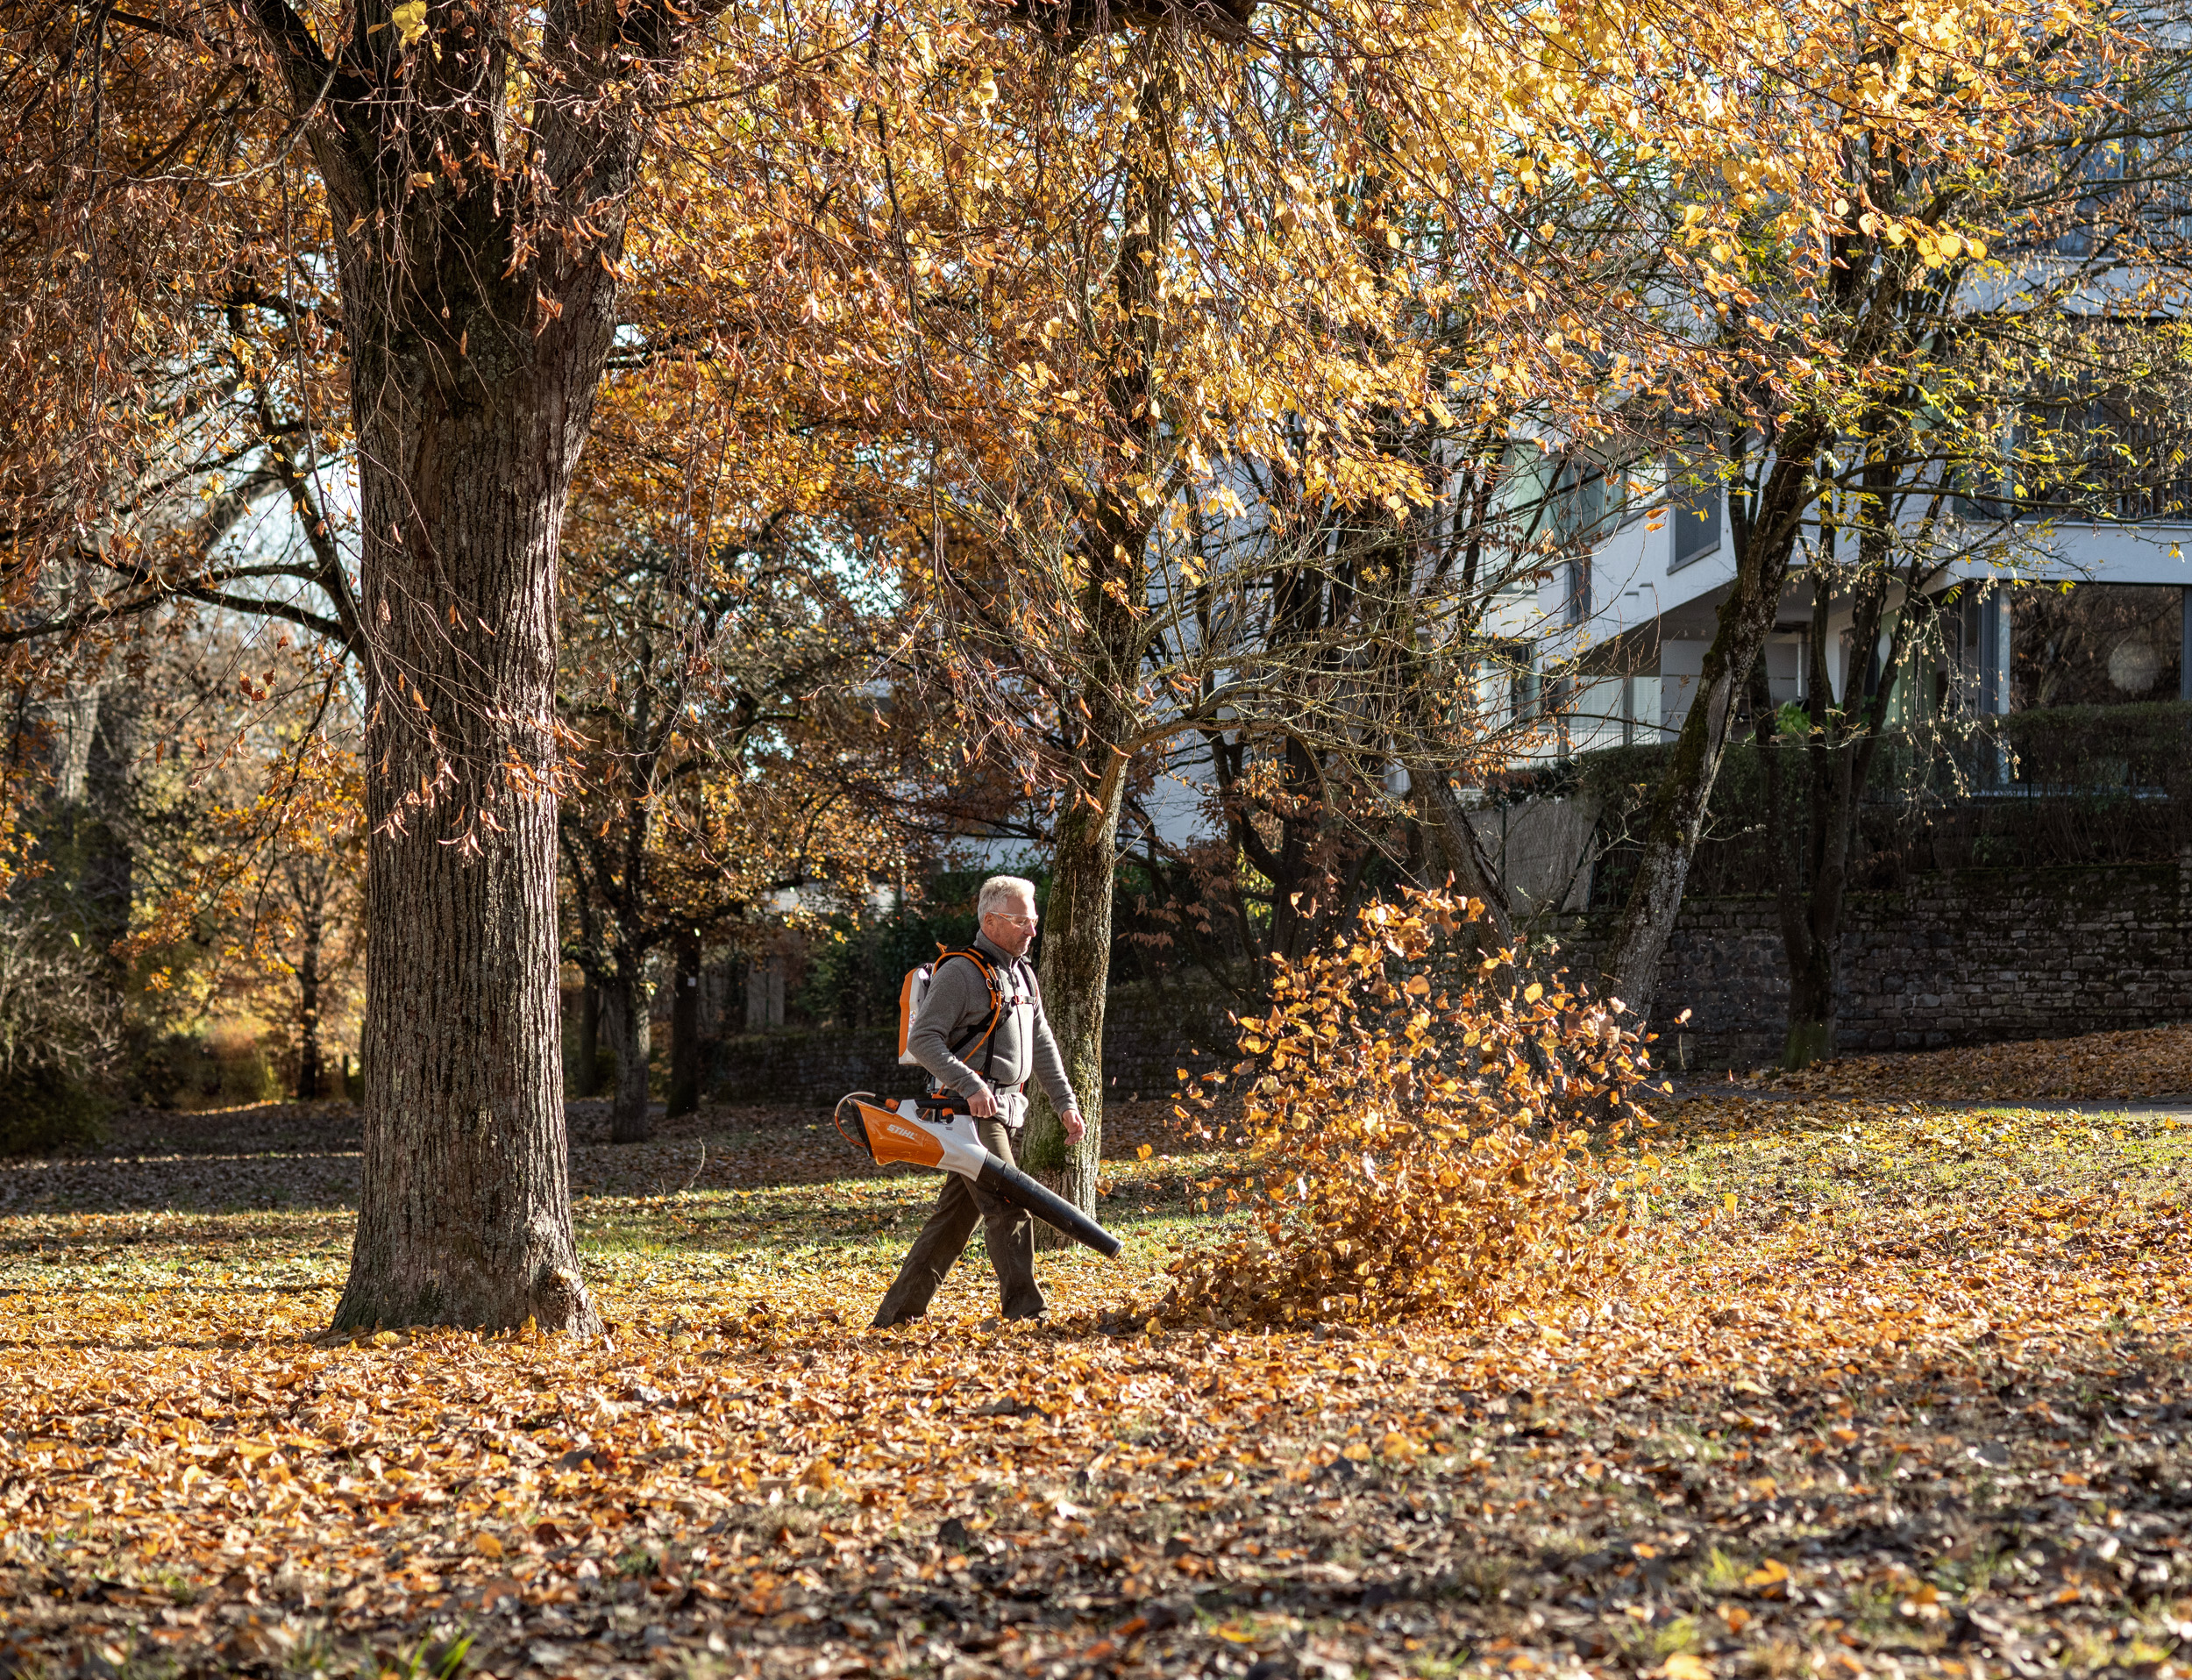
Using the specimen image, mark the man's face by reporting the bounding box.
[980,895,1038,957]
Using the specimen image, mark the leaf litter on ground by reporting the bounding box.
[1747,1021,2192,1104]
[0,1059,2188,1680]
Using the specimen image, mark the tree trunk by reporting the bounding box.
[296,901,324,1100]
[597,966,653,1143]
[1024,772,1126,1241]
[334,376,600,1327]
[1410,769,1515,949]
[329,262,617,1333]
[82,686,136,986]
[668,929,702,1117]
[1755,659,1842,1070]
[1763,485,1908,1072]
[243,0,685,1335]
[1600,420,1830,1022]
[573,976,602,1098]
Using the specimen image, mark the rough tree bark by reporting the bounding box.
[241,0,700,1333]
[668,929,702,1117]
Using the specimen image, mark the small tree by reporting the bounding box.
[0,904,122,1152]
[557,508,915,1140]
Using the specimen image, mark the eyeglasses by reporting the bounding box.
[992,910,1039,927]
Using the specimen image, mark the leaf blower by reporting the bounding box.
[833,1092,1123,1259]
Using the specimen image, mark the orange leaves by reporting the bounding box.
[2,1064,2190,1680]
[1160,886,1648,1330]
[1742,1556,1790,1590]
[1760,1022,2192,1103]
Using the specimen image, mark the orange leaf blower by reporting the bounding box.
[833,1093,1123,1259]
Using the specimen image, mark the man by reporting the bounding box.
[872,875,1085,1327]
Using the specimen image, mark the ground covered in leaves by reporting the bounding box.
[2,1050,2190,1680]
[1753,1022,2192,1104]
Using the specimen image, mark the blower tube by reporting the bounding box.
[834,1093,1123,1260]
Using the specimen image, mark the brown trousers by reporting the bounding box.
[872,1117,1043,1326]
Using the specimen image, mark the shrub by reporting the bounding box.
[211,1033,276,1105]
[132,1028,280,1109]
[0,908,120,1152]
[1158,889,1651,1330]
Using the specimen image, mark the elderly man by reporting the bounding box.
[872,874,1085,1327]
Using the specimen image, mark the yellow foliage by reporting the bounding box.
[1160,888,1650,1328]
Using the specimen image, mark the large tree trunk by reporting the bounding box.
[333,379,601,1330]
[1025,771,1127,1246]
[599,965,654,1144]
[263,0,686,1335]
[1600,420,1831,1022]
[326,214,625,1335]
[667,929,702,1117]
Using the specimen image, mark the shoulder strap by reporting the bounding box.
[936,949,1006,1064]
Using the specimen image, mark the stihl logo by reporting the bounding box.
[881,1122,922,1143]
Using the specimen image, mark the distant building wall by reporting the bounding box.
[1555,857,2192,1069]
[715,858,2192,1095]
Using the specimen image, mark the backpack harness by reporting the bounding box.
[896,946,1041,1116]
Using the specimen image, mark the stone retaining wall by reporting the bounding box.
[712,859,2192,1092]
[1553,858,2192,1068]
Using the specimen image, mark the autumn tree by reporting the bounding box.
[1740,47,2192,1067]
[1594,0,2117,1022]
[825,9,1671,1216]
[1,0,957,1328]
[555,488,915,1143]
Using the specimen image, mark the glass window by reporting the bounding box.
[1670,469,1721,569]
[2010,582,2183,708]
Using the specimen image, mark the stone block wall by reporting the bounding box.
[1554,857,2192,1068]
[708,980,1239,1107]
[710,858,2192,1093]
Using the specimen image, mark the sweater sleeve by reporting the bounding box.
[1028,988,1080,1113]
[907,957,993,1098]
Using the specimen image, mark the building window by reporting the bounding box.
[2008,582,2183,708]
[1670,471,1721,569]
[1552,457,1608,546]
[1564,556,1591,626]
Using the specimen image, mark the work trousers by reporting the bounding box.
[872,1116,1043,1326]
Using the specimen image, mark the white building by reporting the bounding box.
[1491,446,2192,756]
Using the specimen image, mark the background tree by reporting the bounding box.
[1595,0,2112,1022]
[556,483,917,1141]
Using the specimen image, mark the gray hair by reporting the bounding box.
[977,875,1037,918]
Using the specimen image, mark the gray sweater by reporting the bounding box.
[909,933,1078,1114]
